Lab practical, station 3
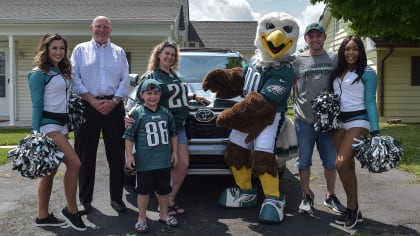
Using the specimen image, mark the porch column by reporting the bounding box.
[8,35,15,126]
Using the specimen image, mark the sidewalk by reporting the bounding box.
[1,140,419,235]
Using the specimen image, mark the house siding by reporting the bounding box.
[379,49,420,122]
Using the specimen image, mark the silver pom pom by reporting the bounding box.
[311,91,340,132]
[68,93,86,131]
[7,131,64,179]
[353,135,403,173]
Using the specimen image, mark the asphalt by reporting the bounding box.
[1,140,419,236]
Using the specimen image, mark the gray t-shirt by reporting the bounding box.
[292,50,337,124]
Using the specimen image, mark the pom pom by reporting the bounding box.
[311,91,340,132]
[68,93,86,131]
[7,131,64,179]
[352,135,403,173]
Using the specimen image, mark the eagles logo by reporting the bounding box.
[267,85,286,95]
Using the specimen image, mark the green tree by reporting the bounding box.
[311,0,420,42]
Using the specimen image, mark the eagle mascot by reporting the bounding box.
[202,12,299,223]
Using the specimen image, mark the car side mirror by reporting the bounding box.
[129,74,139,86]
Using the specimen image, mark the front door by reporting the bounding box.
[0,50,9,117]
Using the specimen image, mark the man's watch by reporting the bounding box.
[112,97,120,105]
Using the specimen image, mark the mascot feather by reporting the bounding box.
[203,12,299,223]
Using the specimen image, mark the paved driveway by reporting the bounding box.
[1,141,419,235]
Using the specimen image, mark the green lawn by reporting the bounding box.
[1,123,419,177]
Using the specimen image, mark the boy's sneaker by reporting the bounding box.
[218,186,257,208]
[298,191,314,214]
[35,213,67,227]
[61,207,87,231]
[324,194,346,213]
[335,208,363,225]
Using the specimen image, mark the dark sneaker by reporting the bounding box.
[344,207,360,229]
[35,213,67,227]
[111,200,127,212]
[61,207,87,231]
[298,191,314,214]
[324,194,346,213]
[336,208,363,225]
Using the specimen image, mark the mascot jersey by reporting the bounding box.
[243,56,294,113]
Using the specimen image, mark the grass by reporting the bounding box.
[379,122,420,177]
[0,123,419,177]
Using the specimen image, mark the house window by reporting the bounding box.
[412,56,420,86]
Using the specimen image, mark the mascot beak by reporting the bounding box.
[260,30,295,60]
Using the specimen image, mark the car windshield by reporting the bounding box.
[178,55,244,83]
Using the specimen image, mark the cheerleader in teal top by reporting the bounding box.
[28,33,86,231]
[330,35,380,229]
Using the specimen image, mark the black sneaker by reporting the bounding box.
[335,208,363,225]
[344,207,360,229]
[335,210,348,225]
[61,207,87,231]
[298,190,314,214]
[324,194,346,213]
[35,213,67,227]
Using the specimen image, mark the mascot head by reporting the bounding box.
[254,12,299,61]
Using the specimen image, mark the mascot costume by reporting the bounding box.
[202,12,299,223]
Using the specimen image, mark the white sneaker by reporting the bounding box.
[298,191,314,214]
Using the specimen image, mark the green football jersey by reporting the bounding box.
[137,70,189,130]
[123,105,177,171]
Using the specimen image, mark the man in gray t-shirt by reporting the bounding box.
[292,23,345,215]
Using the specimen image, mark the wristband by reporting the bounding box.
[112,97,119,105]
[192,94,196,100]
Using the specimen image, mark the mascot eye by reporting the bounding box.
[283,26,293,33]
[265,22,275,30]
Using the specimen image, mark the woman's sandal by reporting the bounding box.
[158,215,180,227]
[168,204,185,216]
[135,221,149,233]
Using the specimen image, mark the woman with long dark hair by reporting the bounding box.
[330,35,380,229]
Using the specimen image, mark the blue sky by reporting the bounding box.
[189,0,326,49]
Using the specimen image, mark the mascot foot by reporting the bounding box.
[258,195,286,224]
[218,186,257,208]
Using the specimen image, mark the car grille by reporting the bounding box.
[186,99,238,139]
[186,113,231,139]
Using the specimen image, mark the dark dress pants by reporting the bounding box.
[75,101,126,205]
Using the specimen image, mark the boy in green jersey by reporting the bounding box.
[124,79,179,233]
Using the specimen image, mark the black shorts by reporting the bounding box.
[135,168,172,195]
